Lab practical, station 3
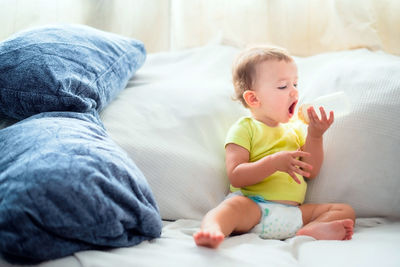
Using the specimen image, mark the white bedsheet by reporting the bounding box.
[76,218,400,267]
[2,218,399,267]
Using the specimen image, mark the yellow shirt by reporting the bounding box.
[225,117,307,204]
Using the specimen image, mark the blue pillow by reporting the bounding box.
[0,24,146,120]
[0,111,162,264]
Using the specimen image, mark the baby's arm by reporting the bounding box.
[301,106,334,179]
[226,143,312,186]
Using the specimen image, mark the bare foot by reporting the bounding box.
[296,219,354,240]
[193,229,225,248]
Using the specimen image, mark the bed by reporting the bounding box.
[1,1,400,267]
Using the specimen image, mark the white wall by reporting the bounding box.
[1,0,399,56]
[0,0,170,52]
[170,0,400,56]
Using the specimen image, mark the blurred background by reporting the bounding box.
[1,0,399,56]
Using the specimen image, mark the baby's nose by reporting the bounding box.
[290,89,298,97]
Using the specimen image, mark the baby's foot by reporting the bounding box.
[193,229,225,248]
[296,219,354,240]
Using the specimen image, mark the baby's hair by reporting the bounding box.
[232,45,293,107]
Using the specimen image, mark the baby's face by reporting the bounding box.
[251,59,299,126]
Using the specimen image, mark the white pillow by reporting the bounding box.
[296,49,400,218]
[102,45,400,220]
[101,45,248,220]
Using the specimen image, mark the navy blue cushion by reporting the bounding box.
[0,111,162,264]
[0,24,146,120]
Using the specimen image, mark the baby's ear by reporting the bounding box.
[243,90,260,107]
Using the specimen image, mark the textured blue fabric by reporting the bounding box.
[0,25,159,264]
[0,24,146,120]
[0,111,162,264]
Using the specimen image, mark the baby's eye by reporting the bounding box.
[278,86,287,90]
[294,83,298,88]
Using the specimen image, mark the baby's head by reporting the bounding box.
[232,45,294,108]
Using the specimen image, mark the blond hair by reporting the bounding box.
[232,45,293,107]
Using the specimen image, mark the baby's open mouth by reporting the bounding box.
[289,101,298,115]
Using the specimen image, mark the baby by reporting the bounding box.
[193,45,355,248]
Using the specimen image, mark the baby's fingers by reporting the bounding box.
[293,166,311,178]
[288,171,302,184]
[293,159,313,172]
[291,151,311,159]
[328,110,334,125]
[319,107,328,121]
[307,106,319,123]
[319,107,334,125]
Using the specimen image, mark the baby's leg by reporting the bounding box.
[193,195,261,248]
[297,203,356,240]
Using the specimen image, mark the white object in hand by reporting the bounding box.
[298,91,350,124]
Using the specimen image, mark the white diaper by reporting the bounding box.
[226,191,303,240]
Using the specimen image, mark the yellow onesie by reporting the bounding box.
[225,117,307,204]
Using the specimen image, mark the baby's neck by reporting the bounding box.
[251,112,280,127]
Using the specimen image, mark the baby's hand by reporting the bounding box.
[271,150,313,184]
[307,106,334,138]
